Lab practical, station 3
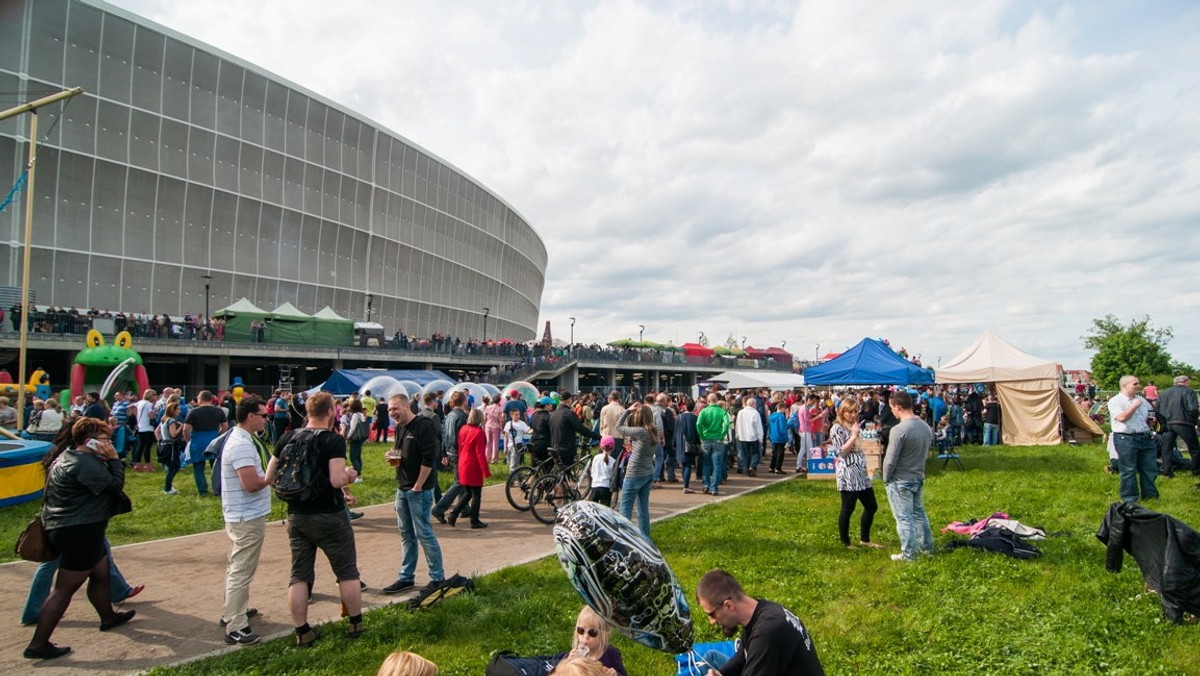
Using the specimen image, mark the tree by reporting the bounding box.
[1082,315,1174,388]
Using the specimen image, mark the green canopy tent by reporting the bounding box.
[212,298,270,342]
[312,306,354,346]
[267,302,314,344]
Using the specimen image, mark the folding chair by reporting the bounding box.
[936,436,963,470]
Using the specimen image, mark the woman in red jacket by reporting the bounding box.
[447,408,491,528]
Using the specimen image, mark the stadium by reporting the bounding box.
[0,0,546,345]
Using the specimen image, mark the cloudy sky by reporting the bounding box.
[108,0,1200,369]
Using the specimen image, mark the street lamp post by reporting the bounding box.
[815,343,820,361]
[638,324,645,342]
[366,292,374,322]
[482,307,490,341]
[201,273,212,323]
[741,336,747,349]
[569,317,575,351]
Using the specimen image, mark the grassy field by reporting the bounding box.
[0,441,506,564]
[131,441,1200,675]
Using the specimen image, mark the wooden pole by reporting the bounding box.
[5,87,83,427]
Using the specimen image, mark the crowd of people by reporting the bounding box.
[35,371,1190,671]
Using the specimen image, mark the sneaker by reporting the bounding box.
[163,488,179,495]
[348,511,364,521]
[219,608,258,627]
[890,554,912,562]
[382,579,415,594]
[683,488,696,494]
[225,628,261,645]
[353,477,363,483]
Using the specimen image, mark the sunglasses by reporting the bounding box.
[575,626,599,638]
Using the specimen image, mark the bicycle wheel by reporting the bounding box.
[529,475,565,525]
[574,456,593,496]
[505,466,536,511]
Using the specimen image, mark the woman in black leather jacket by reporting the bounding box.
[24,418,135,660]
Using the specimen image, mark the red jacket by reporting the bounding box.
[457,424,491,487]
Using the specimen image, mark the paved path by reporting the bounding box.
[0,471,794,674]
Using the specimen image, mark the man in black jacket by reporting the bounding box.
[1155,375,1200,477]
[550,392,600,467]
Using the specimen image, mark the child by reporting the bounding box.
[767,403,790,474]
[561,606,626,676]
[588,436,618,507]
[503,408,531,471]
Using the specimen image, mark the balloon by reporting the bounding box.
[503,381,539,408]
[553,501,693,654]
[420,379,456,406]
[359,375,406,402]
[443,382,489,409]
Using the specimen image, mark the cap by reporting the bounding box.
[600,435,615,449]
[538,396,553,406]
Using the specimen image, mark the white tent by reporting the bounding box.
[709,370,806,391]
[936,332,1102,445]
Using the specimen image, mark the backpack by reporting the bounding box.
[485,651,555,676]
[272,429,327,502]
[205,429,235,497]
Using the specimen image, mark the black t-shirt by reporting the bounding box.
[394,415,439,491]
[721,599,824,676]
[185,404,226,432]
[273,428,346,515]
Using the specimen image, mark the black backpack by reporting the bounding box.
[272,429,327,502]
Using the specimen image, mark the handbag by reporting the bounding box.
[111,490,133,517]
[349,416,369,443]
[15,514,58,563]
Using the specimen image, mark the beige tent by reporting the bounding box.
[936,332,1103,446]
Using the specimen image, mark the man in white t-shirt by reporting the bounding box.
[1108,375,1159,503]
[219,395,275,646]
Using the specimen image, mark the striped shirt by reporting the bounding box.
[831,423,872,492]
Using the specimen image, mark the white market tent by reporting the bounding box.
[936,332,1102,446]
[709,370,806,391]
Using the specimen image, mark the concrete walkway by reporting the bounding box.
[0,471,794,675]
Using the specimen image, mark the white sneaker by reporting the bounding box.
[163,488,179,495]
[354,477,363,483]
[890,553,910,562]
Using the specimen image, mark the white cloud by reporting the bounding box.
[110,0,1200,368]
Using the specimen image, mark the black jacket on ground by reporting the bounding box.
[1096,501,1200,623]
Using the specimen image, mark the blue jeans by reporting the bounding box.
[652,445,665,482]
[394,489,445,583]
[348,439,364,474]
[982,423,999,446]
[737,440,760,473]
[21,540,131,624]
[885,479,934,561]
[619,473,653,536]
[701,440,726,494]
[1114,433,1159,503]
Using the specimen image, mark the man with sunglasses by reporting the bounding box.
[218,396,275,645]
[695,569,824,675]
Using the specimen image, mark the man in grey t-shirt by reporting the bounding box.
[883,390,934,562]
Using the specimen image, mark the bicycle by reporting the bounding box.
[528,452,595,525]
[505,449,593,512]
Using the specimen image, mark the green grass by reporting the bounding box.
[142,442,1200,675]
[0,441,511,563]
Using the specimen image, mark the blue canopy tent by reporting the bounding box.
[802,338,934,385]
[312,369,454,396]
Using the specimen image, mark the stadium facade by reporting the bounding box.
[0,0,546,342]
